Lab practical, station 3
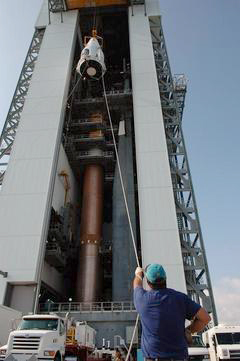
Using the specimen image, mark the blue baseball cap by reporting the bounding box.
[145,263,166,283]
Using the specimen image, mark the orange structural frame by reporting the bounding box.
[66,0,128,9]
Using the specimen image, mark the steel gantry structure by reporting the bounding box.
[0,29,45,186]
[149,16,218,325]
[0,1,218,332]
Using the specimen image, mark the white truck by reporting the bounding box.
[188,335,209,361]
[202,325,240,361]
[0,314,66,361]
[0,314,97,361]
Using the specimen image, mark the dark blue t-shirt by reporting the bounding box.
[134,287,201,359]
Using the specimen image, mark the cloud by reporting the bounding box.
[213,277,240,325]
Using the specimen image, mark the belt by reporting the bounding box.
[145,358,187,361]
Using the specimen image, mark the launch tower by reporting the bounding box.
[0,0,217,347]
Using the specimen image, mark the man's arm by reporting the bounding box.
[133,267,144,289]
[186,307,211,334]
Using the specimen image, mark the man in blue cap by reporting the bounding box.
[133,264,210,361]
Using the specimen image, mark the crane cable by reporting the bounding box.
[102,75,140,361]
[67,74,80,101]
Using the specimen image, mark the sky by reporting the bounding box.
[0,0,239,324]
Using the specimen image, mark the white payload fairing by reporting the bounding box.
[76,35,106,80]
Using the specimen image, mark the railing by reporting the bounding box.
[104,89,132,97]
[77,150,114,159]
[39,301,136,313]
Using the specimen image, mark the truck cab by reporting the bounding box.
[203,325,240,361]
[0,314,66,361]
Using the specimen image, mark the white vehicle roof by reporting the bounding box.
[23,314,60,319]
[208,325,240,333]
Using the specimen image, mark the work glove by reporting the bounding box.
[135,267,144,280]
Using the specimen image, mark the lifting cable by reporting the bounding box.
[67,61,89,103]
[67,74,81,102]
[102,75,140,361]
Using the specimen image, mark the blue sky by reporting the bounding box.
[0,0,239,323]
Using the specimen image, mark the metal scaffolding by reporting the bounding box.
[0,29,45,186]
[149,16,218,325]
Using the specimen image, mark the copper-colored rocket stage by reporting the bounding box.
[76,164,104,302]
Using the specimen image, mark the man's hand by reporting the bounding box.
[133,267,144,289]
[135,267,144,280]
